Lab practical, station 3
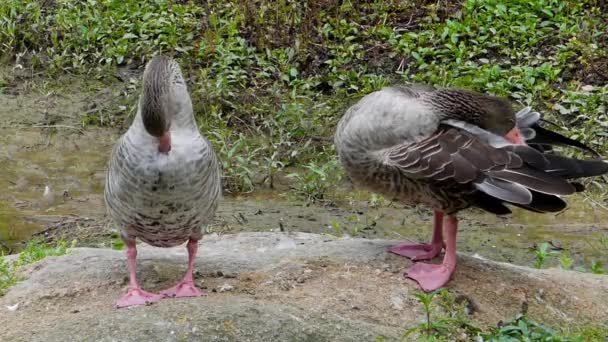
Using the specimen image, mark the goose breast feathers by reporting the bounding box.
[105,56,221,247]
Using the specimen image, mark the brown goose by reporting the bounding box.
[334,85,608,291]
[105,56,221,307]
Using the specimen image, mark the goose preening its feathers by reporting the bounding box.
[105,56,221,308]
[334,85,608,291]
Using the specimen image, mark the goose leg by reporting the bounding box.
[160,238,205,299]
[389,210,445,260]
[406,215,458,292]
[116,239,162,308]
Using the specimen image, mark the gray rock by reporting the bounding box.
[1,232,607,341]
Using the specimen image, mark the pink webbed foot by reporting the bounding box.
[389,242,444,261]
[160,238,204,299]
[160,281,205,299]
[116,288,162,308]
[406,262,454,292]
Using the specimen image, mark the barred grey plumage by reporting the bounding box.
[104,56,221,308]
[335,84,608,292]
[105,56,221,247]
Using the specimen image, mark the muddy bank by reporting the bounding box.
[1,69,607,271]
[9,192,608,271]
[0,124,607,269]
[1,233,607,341]
[0,67,126,251]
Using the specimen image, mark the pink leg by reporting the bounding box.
[116,239,162,308]
[160,238,205,299]
[406,215,458,292]
[389,210,445,260]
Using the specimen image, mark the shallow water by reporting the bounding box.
[0,89,607,271]
[0,127,116,249]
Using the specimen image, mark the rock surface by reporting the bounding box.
[1,232,607,341]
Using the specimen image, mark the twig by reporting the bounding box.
[31,218,93,238]
[590,62,608,81]
[581,192,608,211]
[365,43,389,52]
[397,58,405,72]
[394,14,415,31]
[32,124,84,133]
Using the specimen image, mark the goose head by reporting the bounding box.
[140,56,192,153]
[429,89,523,143]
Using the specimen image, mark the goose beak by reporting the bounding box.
[505,127,525,145]
[159,131,171,154]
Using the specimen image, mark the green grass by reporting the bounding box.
[0,238,74,296]
[2,0,607,198]
[287,153,343,203]
[0,256,17,296]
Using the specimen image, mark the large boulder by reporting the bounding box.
[1,233,606,341]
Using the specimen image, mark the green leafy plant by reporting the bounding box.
[402,290,453,340]
[329,213,380,237]
[400,289,600,341]
[210,132,261,194]
[481,314,577,342]
[329,219,344,236]
[110,235,125,251]
[533,242,559,269]
[288,156,343,203]
[261,150,286,189]
[402,290,481,341]
[559,251,573,270]
[589,260,605,275]
[3,0,608,197]
[368,194,386,209]
[599,235,608,250]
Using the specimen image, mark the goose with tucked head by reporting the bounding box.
[334,85,608,291]
[105,56,221,308]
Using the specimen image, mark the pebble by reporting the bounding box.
[6,303,19,312]
[218,284,234,292]
[389,296,404,310]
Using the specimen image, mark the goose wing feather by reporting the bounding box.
[385,126,577,206]
[516,106,600,156]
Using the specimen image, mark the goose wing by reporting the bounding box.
[384,125,596,214]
